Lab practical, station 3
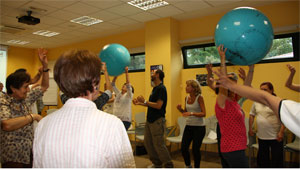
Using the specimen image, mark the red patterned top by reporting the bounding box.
[215,99,247,153]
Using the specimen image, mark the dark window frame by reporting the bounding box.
[128,52,145,73]
[182,32,299,69]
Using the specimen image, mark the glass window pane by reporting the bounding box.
[263,37,293,60]
[129,53,145,71]
[186,46,219,65]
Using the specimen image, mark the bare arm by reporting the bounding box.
[133,95,164,110]
[38,48,49,92]
[213,69,282,117]
[1,113,42,131]
[285,64,300,92]
[206,64,216,91]
[30,67,43,85]
[102,62,113,93]
[249,114,255,136]
[216,45,228,109]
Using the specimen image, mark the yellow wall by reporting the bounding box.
[6,47,39,77]
[5,1,299,159]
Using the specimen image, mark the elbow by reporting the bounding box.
[1,122,13,132]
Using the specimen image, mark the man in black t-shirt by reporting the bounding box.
[133,69,173,168]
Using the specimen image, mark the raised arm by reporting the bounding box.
[239,65,254,87]
[285,64,300,92]
[30,67,43,85]
[216,45,228,108]
[102,62,112,93]
[38,48,49,92]
[213,69,282,116]
[205,64,216,91]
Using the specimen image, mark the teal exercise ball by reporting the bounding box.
[99,44,131,76]
[214,7,274,65]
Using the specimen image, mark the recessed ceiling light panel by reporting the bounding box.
[70,16,103,26]
[128,0,169,11]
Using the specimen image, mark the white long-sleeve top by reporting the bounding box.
[33,98,135,168]
[112,82,133,122]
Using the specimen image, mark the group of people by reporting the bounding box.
[0,45,299,168]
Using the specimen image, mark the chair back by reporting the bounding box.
[135,112,146,127]
[47,109,58,115]
[204,115,218,135]
[178,116,186,137]
[293,136,300,145]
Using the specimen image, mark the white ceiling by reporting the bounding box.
[0,0,285,49]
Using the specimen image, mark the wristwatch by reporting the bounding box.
[43,68,50,72]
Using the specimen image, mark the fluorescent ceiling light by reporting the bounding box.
[70,16,103,26]
[7,40,29,45]
[33,30,60,37]
[128,0,169,11]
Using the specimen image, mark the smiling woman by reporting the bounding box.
[0,48,49,168]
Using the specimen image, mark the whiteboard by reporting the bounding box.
[42,78,58,105]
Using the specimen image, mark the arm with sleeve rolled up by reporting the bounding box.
[1,105,42,131]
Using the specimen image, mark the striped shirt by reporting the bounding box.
[33,98,135,168]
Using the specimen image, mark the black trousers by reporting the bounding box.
[222,150,249,168]
[257,138,284,168]
[217,123,229,168]
[181,125,205,168]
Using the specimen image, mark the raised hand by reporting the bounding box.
[217,45,227,60]
[38,48,48,68]
[287,64,296,75]
[205,64,213,74]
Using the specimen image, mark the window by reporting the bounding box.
[182,32,299,68]
[0,45,8,91]
[128,52,145,72]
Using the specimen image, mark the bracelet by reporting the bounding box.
[29,114,34,123]
[43,68,50,72]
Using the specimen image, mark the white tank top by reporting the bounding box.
[185,94,205,126]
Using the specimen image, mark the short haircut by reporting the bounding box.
[155,69,165,81]
[14,68,27,73]
[260,81,276,96]
[186,79,202,96]
[54,50,101,98]
[6,72,31,94]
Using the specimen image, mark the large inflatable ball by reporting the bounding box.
[99,44,131,76]
[214,7,274,65]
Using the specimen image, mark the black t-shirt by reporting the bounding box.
[147,83,167,123]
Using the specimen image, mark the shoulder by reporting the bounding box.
[0,94,11,105]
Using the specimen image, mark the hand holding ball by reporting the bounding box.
[99,44,131,76]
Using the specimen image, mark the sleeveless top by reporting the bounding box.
[185,94,205,126]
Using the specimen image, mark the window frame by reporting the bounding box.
[128,52,145,73]
[182,32,299,69]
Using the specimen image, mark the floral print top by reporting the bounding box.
[0,88,43,164]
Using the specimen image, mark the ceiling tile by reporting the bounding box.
[18,1,60,17]
[39,16,66,26]
[46,10,82,21]
[108,17,139,26]
[107,3,142,16]
[172,1,211,12]
[82,0,124,9]
[128,12,159,22]
[89,10,121,21]
[204,0,243,7]
[0,0,32,8]
[34,0,79,9]
[62,2,101,15]
[148,5,184,17]
[91,22,120,30]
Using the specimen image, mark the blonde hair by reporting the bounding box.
[186,79,202,96]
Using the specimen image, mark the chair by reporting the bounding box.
[46,109,58,115]
[284,135,300,167]
[202,115,218,156]
[166,116,186,152]
[133,112,146,155]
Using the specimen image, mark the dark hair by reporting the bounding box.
[123,83,134,94]
[54,50,101,98]
[14,68,27,73]
[156,69,165,81]
[6,72,31,94]
[260,82,276,96]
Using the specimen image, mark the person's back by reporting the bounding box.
[33,98,134,168]
[32,49,135,168]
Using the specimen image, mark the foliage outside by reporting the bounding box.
[129,54,145,70]
[186,37,293,66]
